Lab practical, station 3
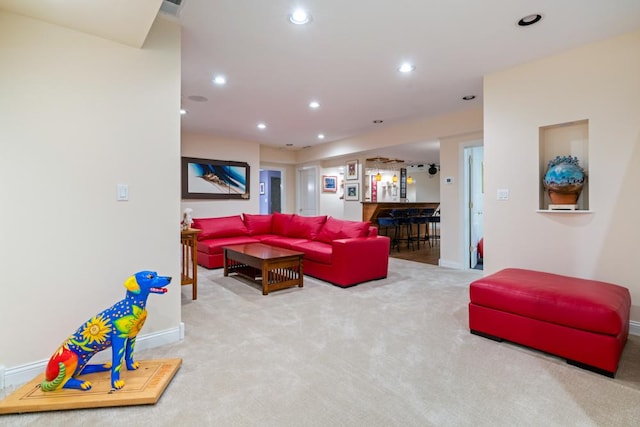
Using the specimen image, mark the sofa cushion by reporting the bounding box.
[291,241,332,264]
[271,212,294,235]
[243,213,273,235]
[192,215,249,241]
[286,215,327,239]
[197,236,260,254]
[260,235,309,250]
[316,217,371,243]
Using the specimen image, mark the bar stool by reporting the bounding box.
[410,210,429,248]
[391,209,414,250]
[420,208,435,246]
[377,217,399,252]
[428,214,440,245]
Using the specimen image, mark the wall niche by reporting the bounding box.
[538,119,590,211]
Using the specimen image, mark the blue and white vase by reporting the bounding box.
[543,155,586,204]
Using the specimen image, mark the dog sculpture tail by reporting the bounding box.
[41,362,67,391]
[41,345,89,391]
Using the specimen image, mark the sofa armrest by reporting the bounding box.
[331,236,390,271]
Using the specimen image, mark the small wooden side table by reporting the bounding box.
[180,228,200,300]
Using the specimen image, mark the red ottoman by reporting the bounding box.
[469,268,631,377]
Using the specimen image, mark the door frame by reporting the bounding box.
[259,167,286,214]
[463,145,484,269]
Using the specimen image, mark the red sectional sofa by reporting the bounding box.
[192,213,391,287]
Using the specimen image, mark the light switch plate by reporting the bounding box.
[117,184,129,201]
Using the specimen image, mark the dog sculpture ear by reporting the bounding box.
[124,275,141,293]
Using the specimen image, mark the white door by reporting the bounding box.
[297,166,318,216]
[466,146,484,268]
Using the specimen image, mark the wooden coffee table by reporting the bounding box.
[223,243,304,295]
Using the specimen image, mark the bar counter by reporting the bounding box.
[362,202,440,223]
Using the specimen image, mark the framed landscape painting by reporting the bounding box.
[181,157,250,199]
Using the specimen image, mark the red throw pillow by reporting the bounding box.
[315,217,368,243]
[339,220,371,238]
[243,213,273,235]
[191,215,249,240]
[315,217,343,243]
[287,215,327,239]
[271,212,294,235]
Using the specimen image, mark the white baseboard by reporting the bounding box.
[2,325,182,389]
[629,320,640,336]
[439,259,464,269]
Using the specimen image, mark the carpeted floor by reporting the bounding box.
[2,259,639,426]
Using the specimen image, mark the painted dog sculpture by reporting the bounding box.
[41,271,171,392]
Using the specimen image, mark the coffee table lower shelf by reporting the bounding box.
[223,244,304,295]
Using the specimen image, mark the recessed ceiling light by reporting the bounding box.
[373,120,383,124]
[212,75,227,85]
[309,101,320,109]
[187,95,208,102]
[462,95,476,101]
[398,62,416,73]
[318,133,325,139]
[289,9,312,25]
[257,123,266,130]
[180,108,187,115]
[518,14,542,27]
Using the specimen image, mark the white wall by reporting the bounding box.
[484,30,640,320]
[0,13,181,368]
[181,132,260,218]
[319,167,345,218]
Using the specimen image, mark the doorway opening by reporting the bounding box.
[464,146,484,270]
[259,169,283,214]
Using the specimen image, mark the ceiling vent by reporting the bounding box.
[160,0,185,17]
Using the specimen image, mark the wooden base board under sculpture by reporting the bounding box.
[469,304,627,377]
[0,359,181,414]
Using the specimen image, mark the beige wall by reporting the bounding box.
[484,30,640,319]
[0,12,182,368]
[296,108,483,165]
[181,132,260,217]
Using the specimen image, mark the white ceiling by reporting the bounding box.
[3,0,640,164]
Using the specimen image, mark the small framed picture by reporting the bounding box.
[322,175,338,192]
[259,182,265,195]
[345,183,359,201]
[346,160,358,180]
